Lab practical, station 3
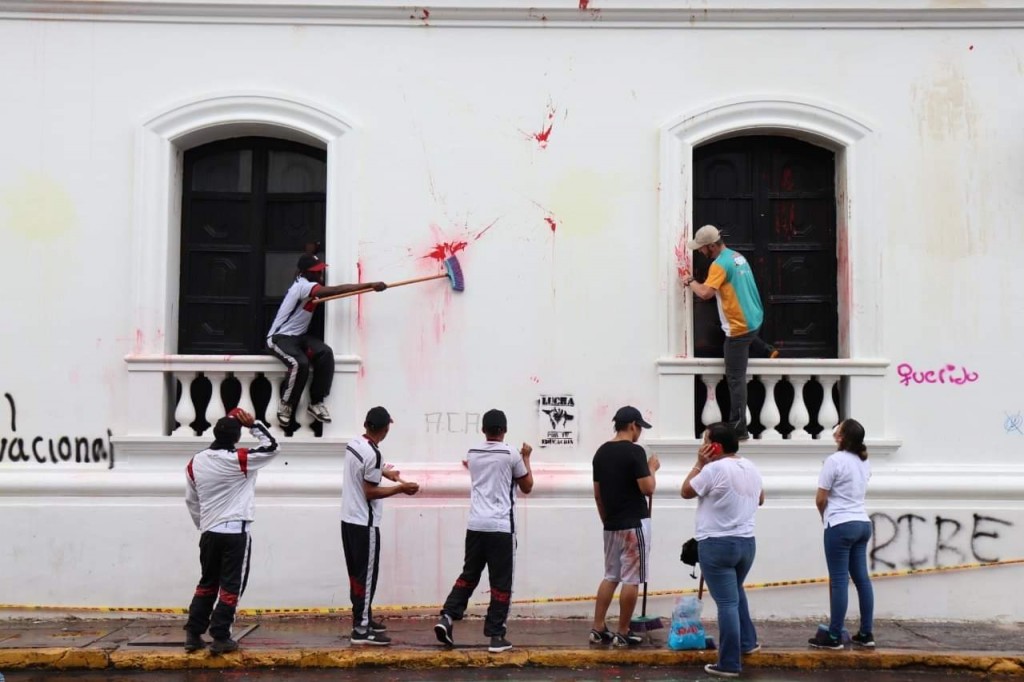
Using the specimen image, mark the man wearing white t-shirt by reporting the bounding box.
[341,406,419,646]
[434,409,533,653]
[267,252,387,429]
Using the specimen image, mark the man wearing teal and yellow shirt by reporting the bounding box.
[684,225,776,441]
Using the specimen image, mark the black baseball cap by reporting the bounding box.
[297,253,327,273]
[613,406,652,429]
[365,406,393,429]
[482,409,508,432]
[213,416,242,442]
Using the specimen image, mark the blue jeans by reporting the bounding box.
[698,536,757,673]
[824,520,874,638]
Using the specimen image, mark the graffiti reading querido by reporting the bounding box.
[0,393,114,469]
[870,512,1012,571]
[896,362,979,386]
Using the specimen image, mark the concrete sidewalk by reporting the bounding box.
[0,615,1021,675]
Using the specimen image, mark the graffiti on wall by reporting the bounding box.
[0,393,114,468]
[538,394,577,447]
[425,412,481,435]
[870,512,1012,571]
[896,362,979,387]
[1003,412,1023,435]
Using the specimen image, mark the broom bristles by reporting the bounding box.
[444,255,465,292]
[630,615,664,632]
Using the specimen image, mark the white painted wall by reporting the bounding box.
[1,1,1023,622]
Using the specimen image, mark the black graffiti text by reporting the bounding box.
[870,512,1013,571]
[0,393,114,469]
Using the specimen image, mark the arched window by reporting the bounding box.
[691,135,838,359]
[178,137,327,354]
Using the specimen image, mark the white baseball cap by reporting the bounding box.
[687,225,722,250]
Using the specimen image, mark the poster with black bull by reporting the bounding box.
[538,394,577,447]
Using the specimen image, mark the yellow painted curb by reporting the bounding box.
[2,646,1022,674]
[0,648,109,669]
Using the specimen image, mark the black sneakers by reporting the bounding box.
[488,636,513,653]
[852,631,876,648]
[612,631,643,647]
[589,627,613,644]
[434,614,454,647]
[808,629,844,650]
[351,629,391,646]
[369,618,388,634]
[704,664,740,678]
[183,630,205,653]
[209,637,239,654]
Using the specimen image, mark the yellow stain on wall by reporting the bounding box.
[0,172,76,241]
[546,169,621,237]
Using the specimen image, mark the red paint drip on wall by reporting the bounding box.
[674,234,691,280]
[544,216,558,233]
[530,103,557,149]
[579,0,589,8]
[356,260,365,329]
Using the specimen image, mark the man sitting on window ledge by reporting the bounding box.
[267,253,387,429]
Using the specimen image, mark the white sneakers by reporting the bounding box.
[277,401,332,427]
[307,402,332,423]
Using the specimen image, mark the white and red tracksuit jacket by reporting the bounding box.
[185,422,279,532]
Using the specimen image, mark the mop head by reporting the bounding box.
[630,614,665,632]
[443,255,465,292]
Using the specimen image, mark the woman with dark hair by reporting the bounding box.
[808,418,875,650]
[682,422,764,678]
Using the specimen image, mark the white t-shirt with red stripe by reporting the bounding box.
[267,277,324,340]
[185,422,279,532]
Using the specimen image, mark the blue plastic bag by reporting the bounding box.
[667,596,706,651]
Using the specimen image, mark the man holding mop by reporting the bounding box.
[589,406,660,648]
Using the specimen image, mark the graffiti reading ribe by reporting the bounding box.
[896,362,978,386]
[870,512,1012,571]
[0,393,114,469]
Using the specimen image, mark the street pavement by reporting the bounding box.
[0,615,1020,676]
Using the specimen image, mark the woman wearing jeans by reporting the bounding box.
[682,422,765,679]
[808,418,875,650]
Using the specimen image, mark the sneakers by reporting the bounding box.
[488,635,513,653]
[808,628,844,650]
[209,637,238,654]
[743,643,761,655]
[277,402,293,428]
[704,664,741,678]
[434,614,454,647]
[852,631,876,648]
[589,627,614,644]
[307,402,332,423]
[351,629,391,646]
[183,630,205,653]
[735,430,751,442]
[612,631,643,648]
[768,347,781,359]
[369,618,387,633]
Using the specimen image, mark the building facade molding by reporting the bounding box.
[3,1,1024,28]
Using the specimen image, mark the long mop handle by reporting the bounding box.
[314,273,448,304]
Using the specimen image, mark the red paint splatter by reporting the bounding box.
[530,376,540,384]
[780,167,795,191]
[473,219,499,241]
[528,103,557,149]
[356,260,365,329]
[133,329,144,355]
[674,234,692,280]
[579,0,589,8]
[423,240,468,262]
[422,8,430,20]
[544,216,558,233]
[969,45,974,51]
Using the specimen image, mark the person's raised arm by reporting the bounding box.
[637,453,659,496]
[515,443,534,494]
[316,281,387,299]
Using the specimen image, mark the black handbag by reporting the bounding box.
[680,537,699,578]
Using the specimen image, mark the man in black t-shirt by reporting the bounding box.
[589,406,660,648]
